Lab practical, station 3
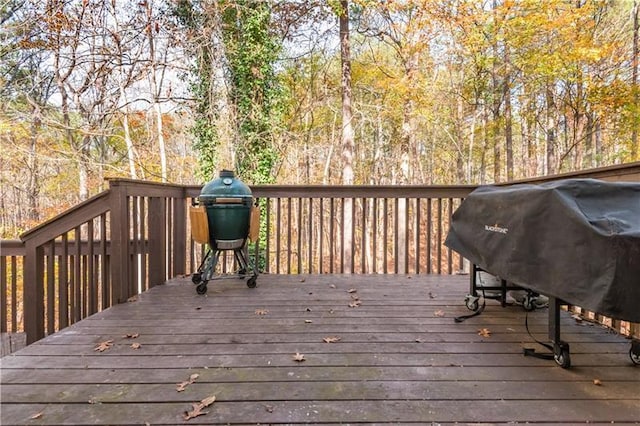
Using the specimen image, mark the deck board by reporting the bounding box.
[2,274,639,425]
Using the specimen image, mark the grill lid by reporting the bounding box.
[199,170,252,202]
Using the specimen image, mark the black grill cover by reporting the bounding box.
[445,179,640,323]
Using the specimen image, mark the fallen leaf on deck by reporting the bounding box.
[94,340,114,352]
[127,295,138,302]
[434,310,445,317]
[347,288,357,293]
[176,373,200,392]
[255,309,269,315]
[30,412,43,420]
[593,379,602,386]
[124,333,139,339]
[183,395,216,421]
[572,314,583,322]
[131,343,141,350]
[348,300,361,308]
[477,328,491,337]
[292,352,306,362]
[350,294,360,300]
[415,338,423,343]
[263,404,274,413]
[329,284,336,289]
[323,336,341,343]
[304,319,313,323]
[300,278,306,282]
[200,395,216,406]
[428,292,436,299]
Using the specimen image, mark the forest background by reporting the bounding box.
[1,0,639,239]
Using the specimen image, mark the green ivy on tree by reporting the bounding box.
[221,0,282,185]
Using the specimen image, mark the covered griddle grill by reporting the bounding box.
[445,178,640,368]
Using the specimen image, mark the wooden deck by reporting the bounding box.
[1,274,639,425]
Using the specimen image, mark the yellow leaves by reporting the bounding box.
[183,395,216,421]
[593,379,602,386]
[131,343,141,350]
[292,352,306,362]
[124,333,140,339]
[323,336,341,343]
[434,310,445,317]
[255,308,269,315]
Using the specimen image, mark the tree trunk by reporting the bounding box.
[504,49,513,181]
[632,0,639,159]
[585,112,594,168]
[339,0,354,273]
[491,0,501,183]
[146,0,168,182]
[27,106,40,221]
[546,82,556,175]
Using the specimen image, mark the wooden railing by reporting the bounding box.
[2,161,640,347]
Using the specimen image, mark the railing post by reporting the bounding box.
[110,182,130,303]
[173,195,187,277]
[23,240,44,344]
[148,197,166,287]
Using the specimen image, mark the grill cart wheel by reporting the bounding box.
[192,273,202,285]
[196,282,208,295]
[464,295,479,312]
[630,341,640,365]
[554,342,571,368]
[523,295,535,311]
[247,276,257,288]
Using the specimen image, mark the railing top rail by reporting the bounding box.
[185,185,477,199]
[19,190,111,246]
[508,160,640,184]
[0,240,25,256]
[107,178,189,198]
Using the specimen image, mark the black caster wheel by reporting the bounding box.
[523,296,535,311]
[192,273,202,285]
[196,282,208,295]
[554,342,571,369]
[630,341,640,365]
[246,276,257,288]
[465,295,479,312]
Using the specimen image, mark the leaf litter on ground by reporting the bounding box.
[477,328,491,337]
[176,373,200,392]
[183,395,216,420]
[93,340,114,352]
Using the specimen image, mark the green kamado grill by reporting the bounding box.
[191,170,258,294]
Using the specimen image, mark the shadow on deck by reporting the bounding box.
[1,274,639,424]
